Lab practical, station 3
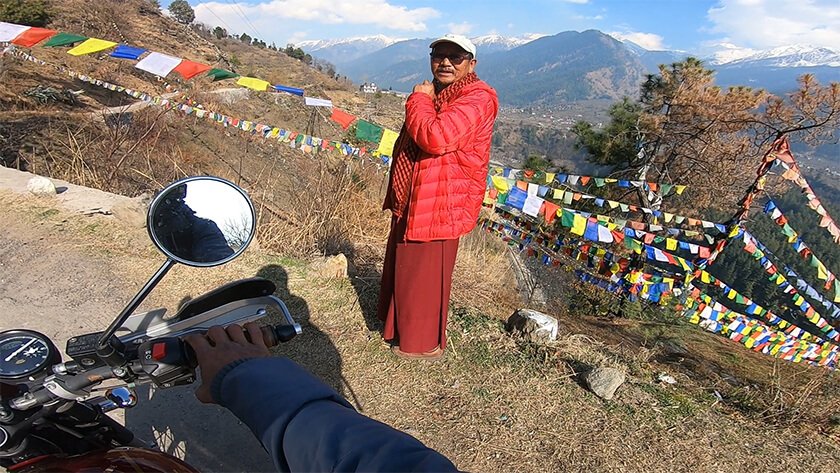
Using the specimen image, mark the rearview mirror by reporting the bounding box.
[148,177,256,267]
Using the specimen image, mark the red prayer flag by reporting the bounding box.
[330,108,356,129]
[542,201,560,224]
[173,60,212,79]
[12,27,57,47]
[579,176,590,186]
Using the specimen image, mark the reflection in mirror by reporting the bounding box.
[149,177,255,267]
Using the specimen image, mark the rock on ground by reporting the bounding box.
[506,308,559,344]
[583,367,626,400]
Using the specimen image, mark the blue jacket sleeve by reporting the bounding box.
[213,357,459,472]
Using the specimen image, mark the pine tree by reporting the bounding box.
[168,0,194,24]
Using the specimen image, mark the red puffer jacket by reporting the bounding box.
[401,80,499,242]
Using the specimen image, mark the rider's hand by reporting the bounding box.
[185,323,270,404]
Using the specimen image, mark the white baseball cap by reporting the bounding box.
[429,34,477,58]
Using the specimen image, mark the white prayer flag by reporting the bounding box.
[527,183,539,196]
[597,225,613,243]
[522,195,544,217]
[0,22,29,42]
[135,52,182,78]
[304,97,333,107]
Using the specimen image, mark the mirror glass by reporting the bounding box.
[148,177,256,266]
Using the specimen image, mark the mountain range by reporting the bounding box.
[299,31,840,106]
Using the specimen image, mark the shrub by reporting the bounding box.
[0,0,51,27]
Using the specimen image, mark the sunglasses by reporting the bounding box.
[430,52,473,65]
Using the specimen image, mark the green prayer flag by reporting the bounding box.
[43,33,88,47]
[206,68,240,81]
[594,178,605,187]
[661,184,673,194]
[561,209,575,228]
[625,238,642,251]
[355,119,383,143]
[735,294,745,304]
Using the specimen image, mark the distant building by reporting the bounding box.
[360,82,379,94]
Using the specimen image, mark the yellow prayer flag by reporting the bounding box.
[728,225,740,238]
[377,128,399,157]
[663,212,674,222]
[666,238,677,251]
[545,172,555,183]
[491,176,510,192]
[815,260,828,280]
[236,76,270,91]
[67,38,117,56]
[605,178,617,183]
[700,271,711,283]
[553,189,564,200]
[727,290,736,300]
[607,200,619,209]
[571,214,586,236]
[675,185,687,195]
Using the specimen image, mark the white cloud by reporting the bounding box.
[194,0,440,42]
[703,41,759,64]
[561,0,590,4]
[572,14,604,20]
[446,22,474,35]
[608,31,665,50]
[706,0,840,49]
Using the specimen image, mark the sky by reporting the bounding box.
[187,0,840,59]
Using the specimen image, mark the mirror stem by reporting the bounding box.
[96,259,177,366]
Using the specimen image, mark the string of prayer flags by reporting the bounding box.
[135,51,182,77]
[681,295,838,368]
[274,85,304,96]
[745,223,840,319]
[377,128,399,158]
[172,60,211,80]
[740,230,840,337]
[0,21,29,42]
[691,271,825,343]
[762,199,838,295]
[42,32,87,47]
[10,27,56,47]
[330,108,356,129]
[491,167,687,196]
[236,76,270,91]
[772,161,840,244]
[355,119,383,143]
[110,44,146,60]
[67,38,117,56]
[304,97,333,107]
[206,68,239,81]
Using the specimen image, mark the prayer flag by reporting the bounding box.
[584,219,600,241]
[571,214,587,236]
[43,32,87,47]
[0,22,29,42]
[330,108,356,129]
[542,201,560,224]
[135,52,182,77]
[506,187,527,210]
[11,27,56,47]
[206,68,240,81]
[274,84,304,96]
[355,120,383,142]
[173,60,212,79]
[523,195,544,217]
[67,38,117,56]
[561,209,575,228]
[304,97,333,107]
[110,44,146,60]
[237,76,270,91]
[377,129,399,157]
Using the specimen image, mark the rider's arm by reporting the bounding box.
[186,324,457,473]
[214,357,458,472]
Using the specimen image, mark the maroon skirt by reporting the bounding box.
[377,217,459,353]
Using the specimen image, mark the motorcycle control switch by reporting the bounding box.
[136,338,196,388]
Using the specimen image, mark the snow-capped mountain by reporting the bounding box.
[717,45,840,67]
[297,35,402,65]
[471,33,547,53]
